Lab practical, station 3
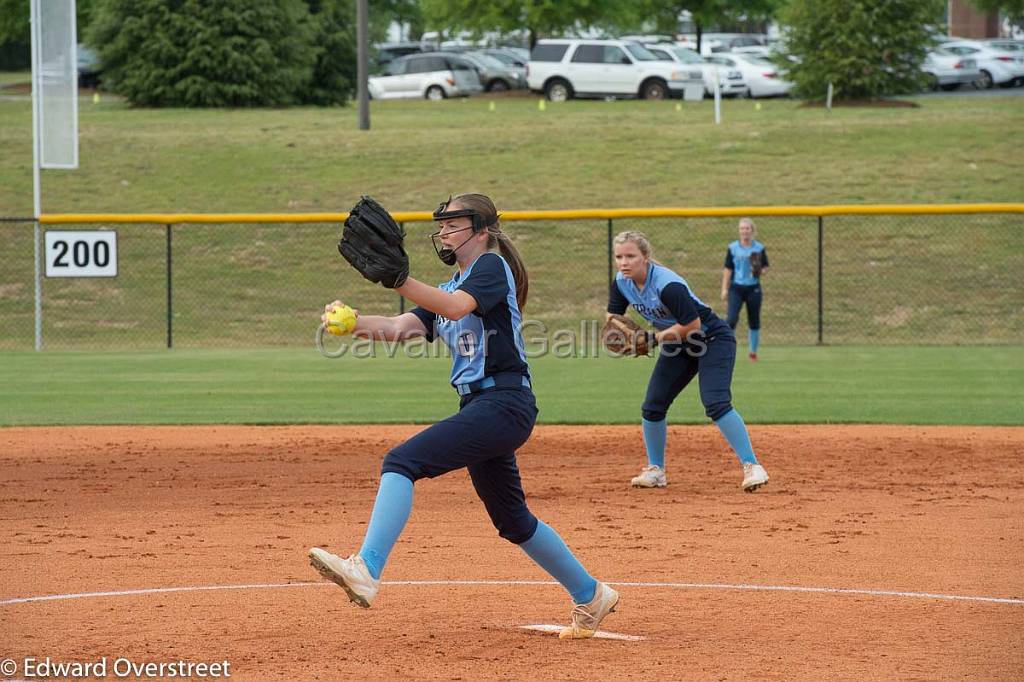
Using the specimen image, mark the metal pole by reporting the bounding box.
[607,218,613,289]
[30,0,42,351]
[356,0,370,131]
[166,224,173,349]
[817,216,824,345]
[713,67,721,125]
[398,221,405,313]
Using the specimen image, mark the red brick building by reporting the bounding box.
[948,0,1001,38]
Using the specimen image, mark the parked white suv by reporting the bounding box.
[527,39,703,101]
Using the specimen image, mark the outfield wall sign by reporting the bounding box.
[45,230,118,277]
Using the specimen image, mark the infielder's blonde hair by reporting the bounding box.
[613,230,655,260]
[450,193,529,311]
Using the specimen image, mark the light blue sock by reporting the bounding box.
[358,472,414,580]
[519,520,597,604]
[749,329,760,353]
[714,409,759,466]
[642,418,667,469]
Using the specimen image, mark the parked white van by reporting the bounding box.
[527,39,703,101]
[368,52,483,100]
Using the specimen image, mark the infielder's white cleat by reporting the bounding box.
[559,582,620,640]
[630,465,667,488]
[741,463,770,492]
[308,547,379,608]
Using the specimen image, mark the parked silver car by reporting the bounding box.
[368,53,484,100]
[922,48,981,91]
[646,44,746,97]
[943,40,1024,88]
[452,51,527,91]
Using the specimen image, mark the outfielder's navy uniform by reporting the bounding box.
[724,240,768,332]
[386,252,538,544]
[608,262,736,422]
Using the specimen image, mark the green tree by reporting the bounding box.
[0,0,98,70]
[629,1,782,52]
[303,0,357,105]
[87,0,317,107]
[971,0,1024,28]
[378,0,425,40]
[777,0,944,101]
[420,0,633,48]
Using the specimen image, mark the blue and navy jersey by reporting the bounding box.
[608,262,728,334]
[724,240,769,286]
[410,252,530,387]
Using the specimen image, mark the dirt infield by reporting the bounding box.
[2,425,1022,681]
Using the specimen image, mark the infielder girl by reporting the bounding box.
[721,217,769,361]
[310,193,618,639]
[608,231,769,492]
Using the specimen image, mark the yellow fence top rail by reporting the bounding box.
[37,203,1024,225]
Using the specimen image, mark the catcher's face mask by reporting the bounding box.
[430,197,491,266]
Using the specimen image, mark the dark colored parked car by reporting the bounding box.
[77,44,102,88]
[373,42,425,71]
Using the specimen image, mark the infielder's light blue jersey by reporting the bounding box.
[725,240,769,286]
[411,252,529,387]
[611,262,726,333]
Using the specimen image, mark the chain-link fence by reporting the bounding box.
[1,208,1021,350]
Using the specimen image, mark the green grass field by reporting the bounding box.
[0,93,1022,214]
[0,88,1020,425]
[0,92,1022,349]
[0,347,1020,426]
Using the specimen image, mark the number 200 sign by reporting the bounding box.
[45,231,118,278]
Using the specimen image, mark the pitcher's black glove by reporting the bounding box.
[338,196,409,289]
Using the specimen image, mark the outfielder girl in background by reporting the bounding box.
[309,193,618,639]
[608,231,769,492]
[721,217,769,361]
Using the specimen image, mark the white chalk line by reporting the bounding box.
[2,579,1022,607]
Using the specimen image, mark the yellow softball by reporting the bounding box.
[325,304,357,336]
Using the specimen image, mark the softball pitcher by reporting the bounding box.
[309,194,618,639]
[607,230,769,492]
[721,217,769,361]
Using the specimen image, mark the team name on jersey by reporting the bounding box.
[633,303,670,319]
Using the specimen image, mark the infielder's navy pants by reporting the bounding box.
[642,330,736,423]
[382,386,539,545]
[726,283,762,331]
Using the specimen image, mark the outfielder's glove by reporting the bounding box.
[602,314,656,357]
[338,196,409,289]
[749,251,764,279]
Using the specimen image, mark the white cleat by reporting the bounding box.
[741,463,770,492]
[308,547,380,608]
[559,582,620,639]
[630,465,667,488]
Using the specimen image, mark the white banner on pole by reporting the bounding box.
[32,0,79,169]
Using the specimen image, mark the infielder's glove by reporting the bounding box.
[602,314,656,357]
[749,251,764,279]
[338,196,409,289]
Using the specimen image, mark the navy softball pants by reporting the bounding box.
[641,331,737,423]
[726,283,762,331]
[382,386,540,545]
